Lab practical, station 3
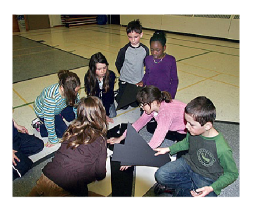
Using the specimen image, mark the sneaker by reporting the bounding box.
[153,183,174,195]
[114,90,119,98]
[170,154,177,162]
[31,118,42,132]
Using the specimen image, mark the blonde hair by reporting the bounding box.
[61,96,107,149]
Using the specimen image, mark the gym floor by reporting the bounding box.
[12,24,239,197]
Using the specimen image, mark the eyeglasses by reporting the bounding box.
[139,103,148,108]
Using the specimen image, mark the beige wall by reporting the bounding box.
[120,15,239,40]
[49,15,63,27]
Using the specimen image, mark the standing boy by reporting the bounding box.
[115,19,149,109]
[154,96,239,197]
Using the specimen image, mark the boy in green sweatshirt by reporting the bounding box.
[154,96,239,197]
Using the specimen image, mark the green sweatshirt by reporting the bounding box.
[169,132,239,195]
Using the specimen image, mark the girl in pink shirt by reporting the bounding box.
[107,85,187,149]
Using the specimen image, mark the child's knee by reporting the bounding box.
[155,168,164,183]
[36,139,44,152]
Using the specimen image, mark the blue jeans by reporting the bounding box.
[155,157,217,197]
[109,103,117,118]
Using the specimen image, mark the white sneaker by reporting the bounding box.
[31,118,42,132]
[170,154,177,162]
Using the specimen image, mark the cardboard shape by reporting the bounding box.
[112,123,170,167]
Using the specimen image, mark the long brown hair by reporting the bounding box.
[85,52,111,95]
[61,96,107,149]
[58,70,81,106]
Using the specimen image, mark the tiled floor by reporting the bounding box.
[12,24,239,196]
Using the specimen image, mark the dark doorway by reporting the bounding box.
[26,15,50,30]
[13,15,20,32]
[108,15,120,25]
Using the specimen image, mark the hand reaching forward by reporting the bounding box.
[154,147,170,156]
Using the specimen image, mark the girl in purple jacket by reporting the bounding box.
[137,30,179,99]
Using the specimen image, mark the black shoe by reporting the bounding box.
[120,105,129,110]
[114,90,119,98]
[130,101,138,107]
[154,183,174,195]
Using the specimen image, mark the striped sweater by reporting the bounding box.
[33,83,79,143]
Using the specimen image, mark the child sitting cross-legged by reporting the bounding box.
[154,96,239,197]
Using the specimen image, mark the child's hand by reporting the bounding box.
[16,125,28,134]
[190,186,214,197]
[120,166,131,171]
[13,120,28,134]
[136,81,144,87]
[107,137,123,144]
[106,116,114,123]
[154,147,170,156]
[45,141,55,148]
[12,150,20,166]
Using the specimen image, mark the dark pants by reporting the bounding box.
[115,80,126,104]
[13,133,44,180]
[146,119,186,142]
[115,80,138,109]
[39,106,75,138]
[29,174,75,196]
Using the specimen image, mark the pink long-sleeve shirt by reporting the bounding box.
[123,100,187,149]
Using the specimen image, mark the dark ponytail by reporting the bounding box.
[150,30,166,47]
[136,85,172,105]
[161,91,171,103]
[58,70,81,106]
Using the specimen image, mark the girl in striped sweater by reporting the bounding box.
[33,70,81,147]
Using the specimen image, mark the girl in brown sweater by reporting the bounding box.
[29,96,108,196]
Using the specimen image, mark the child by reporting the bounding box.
[115,19,149,109]
[13,120,44,180]
[154,96,239,197]
[33,70,80,147]
[138,30,179,99]
[29,96,108,196]
[108,85,187,149]
[84,52,116,123]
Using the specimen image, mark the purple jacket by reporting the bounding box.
[142,54,178,99]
